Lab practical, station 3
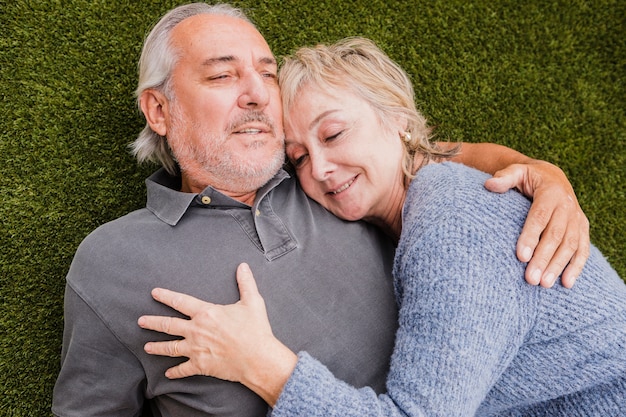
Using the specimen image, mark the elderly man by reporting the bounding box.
[52,3,588,416]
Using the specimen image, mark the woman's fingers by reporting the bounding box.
[484,162,590,288]
[138,288,216,336]
[143,339,185,358]
[521,191,589,288]
[137,263,289,388]
[519,196,569,286]
[165,360,199,379]
[138,315,189,337]
[236,263,264,308]
[142,339,202,379]
[150,287,212,316]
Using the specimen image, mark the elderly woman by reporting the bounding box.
[139,38,626,415]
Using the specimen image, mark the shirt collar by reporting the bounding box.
[145,168,291,226]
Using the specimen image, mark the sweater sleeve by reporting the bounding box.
[272,352,412,417]
[272,164,536,417]
[273,228,531,417]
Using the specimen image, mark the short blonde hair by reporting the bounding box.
[279,37,456,184]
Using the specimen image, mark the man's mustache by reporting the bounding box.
[227,111,277,136]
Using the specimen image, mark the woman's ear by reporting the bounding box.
[139,89,169,137]
[391,114,409,138]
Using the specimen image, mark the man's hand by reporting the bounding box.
[485,161,590,288]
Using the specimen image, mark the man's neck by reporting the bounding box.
[180,174,257,206]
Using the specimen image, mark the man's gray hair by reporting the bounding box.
[131,3,253,174]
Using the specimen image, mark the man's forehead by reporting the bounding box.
[172,13,272,57]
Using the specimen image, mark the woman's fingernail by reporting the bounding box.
[530,268,542,285]
[543,273,556,287]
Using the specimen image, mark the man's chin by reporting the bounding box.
[248,145,285,170]
[222,153,284,192]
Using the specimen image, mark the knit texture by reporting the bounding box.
[271,162,626,417]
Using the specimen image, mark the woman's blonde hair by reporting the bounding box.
[279,37,457,184]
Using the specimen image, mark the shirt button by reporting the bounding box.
[201,196,212,205]
[255,209,261,216]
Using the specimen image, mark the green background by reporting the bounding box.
[1,0,624,414]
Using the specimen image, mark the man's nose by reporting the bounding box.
[238,71,270,109]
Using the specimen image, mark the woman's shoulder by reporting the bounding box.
[404,162,530,230]
[398,162,532,271]
[409,161,497,204]
[394,162,531,316]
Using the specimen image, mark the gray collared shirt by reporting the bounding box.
[53,168,398,417]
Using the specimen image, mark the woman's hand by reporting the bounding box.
[485,161,590,289]
[138,263,297,406]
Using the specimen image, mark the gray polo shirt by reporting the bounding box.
[53,168,398,417]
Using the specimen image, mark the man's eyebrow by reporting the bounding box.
[202,56,236,66]
[259,56,278,66]
[201,56,277,67]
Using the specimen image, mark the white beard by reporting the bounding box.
[168,104,285,193]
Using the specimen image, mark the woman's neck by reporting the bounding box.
[364,181,406,243]
[370,153,431,243]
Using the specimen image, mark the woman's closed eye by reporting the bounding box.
[292,154,308,168]
[323,131,342,142]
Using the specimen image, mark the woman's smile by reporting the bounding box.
[328,175,357,196]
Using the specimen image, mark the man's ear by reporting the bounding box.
[139,89,169,137]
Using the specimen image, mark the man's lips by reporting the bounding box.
[233,125,269,134]
[235,128,262,134]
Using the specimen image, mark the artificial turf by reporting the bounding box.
[1,0,624,414]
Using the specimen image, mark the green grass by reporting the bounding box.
[1,0,624,414]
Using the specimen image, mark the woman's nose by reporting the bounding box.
[310,150,334,182]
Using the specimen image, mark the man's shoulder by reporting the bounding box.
[78,207,156,249]
[67,207,162,286]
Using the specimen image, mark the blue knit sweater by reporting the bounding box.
[271,162,626,416]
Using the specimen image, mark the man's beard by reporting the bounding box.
[199,140,285,192]
[168,106,285,193]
